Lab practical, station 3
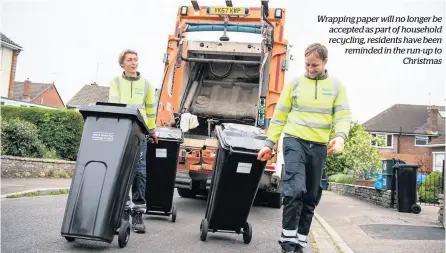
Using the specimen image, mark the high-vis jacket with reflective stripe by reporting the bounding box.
[108,72,157,132]
[265,71,352,149]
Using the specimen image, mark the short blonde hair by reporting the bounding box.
[304,43,328,60]
[118,49,138,65]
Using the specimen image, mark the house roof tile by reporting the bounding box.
[362,104,445,135]
[1,33,22,49]
[428,135,445,146]
[13,82,52,101]
[66,84,109,107]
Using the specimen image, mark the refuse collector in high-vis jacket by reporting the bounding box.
[257,43,352,253]
[108,49,158,234]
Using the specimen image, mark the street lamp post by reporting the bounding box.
[95,62,103,84]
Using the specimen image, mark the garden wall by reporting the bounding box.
[328,182,394,208]
[1,156,75,178]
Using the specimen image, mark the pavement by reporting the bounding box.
[1,178,341,253]
[1,178,72,195]
[316,191,445,253]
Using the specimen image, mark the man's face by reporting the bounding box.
[122,53,138,74]
[305,53,327,79]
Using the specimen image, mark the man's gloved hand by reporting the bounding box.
[257,147,272,161]
[148,133,159,144]
[328,136,345,155]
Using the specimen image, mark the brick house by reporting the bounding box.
[11,79,65,108]
[1,33,22,98]
[362,104,445,172]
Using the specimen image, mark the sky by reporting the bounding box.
[1,0,445,123]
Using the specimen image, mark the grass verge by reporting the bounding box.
[6,189,69,198]
[309,231,320,253]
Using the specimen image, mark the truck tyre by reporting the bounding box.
[267,192,282,209]
[177,188,196,198]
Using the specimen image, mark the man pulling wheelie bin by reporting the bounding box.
[109,49,159,233]
[258,43,352,253]
[60,49,158,248]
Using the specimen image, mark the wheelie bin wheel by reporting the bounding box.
[200,219,208,241]
[65,236,75,242]
[123,206,131,222]
[411,204,421,214]
[171,204,177,223]
[118,220,130,248]
[243,222,252,244]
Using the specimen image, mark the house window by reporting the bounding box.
[415,136,429,146]
[433,152,445,172]
[371,133,393,148]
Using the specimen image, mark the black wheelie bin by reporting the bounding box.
[200,123,268,244]
[145,126,184,222]
[60,102,150,248]
[393,162,422,214]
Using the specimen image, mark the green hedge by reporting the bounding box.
[328,173,355,184]
[1,118,46,158]
[1,106,84,161]
[418,171,442,204]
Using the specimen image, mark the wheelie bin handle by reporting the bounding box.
[229,146,276,159]
[229,146,258,156]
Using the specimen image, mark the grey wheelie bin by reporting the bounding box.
[145,127,184,222]
[60,102,150,248]
[200,123,268,244]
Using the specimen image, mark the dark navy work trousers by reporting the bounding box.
[279,137,327,251]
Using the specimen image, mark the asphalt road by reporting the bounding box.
[1,192,314,253]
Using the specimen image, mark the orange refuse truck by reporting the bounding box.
[155,0,292,208]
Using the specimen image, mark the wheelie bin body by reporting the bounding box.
[201,123,268,244]
[381,159,394,190]
[145,127,184,221]
[393,163,421,214]
[60,102,149,247]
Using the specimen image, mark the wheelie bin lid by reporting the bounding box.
[79,102,150,135]
[215,123,267,153]
[393,163,420,169]
[155,127,184,143]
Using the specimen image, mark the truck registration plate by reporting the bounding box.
[208,7,245,15]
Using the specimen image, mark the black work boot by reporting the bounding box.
[281,250,294,253]
[131,210,146,233]
[294,245,304,253]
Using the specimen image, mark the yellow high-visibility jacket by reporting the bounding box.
[265,71,352,149]
[108,72,157,133]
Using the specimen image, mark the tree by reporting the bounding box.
[325,121,383,178]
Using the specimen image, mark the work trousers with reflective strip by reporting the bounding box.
[126,136,147,212]
[279,136,326,251]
